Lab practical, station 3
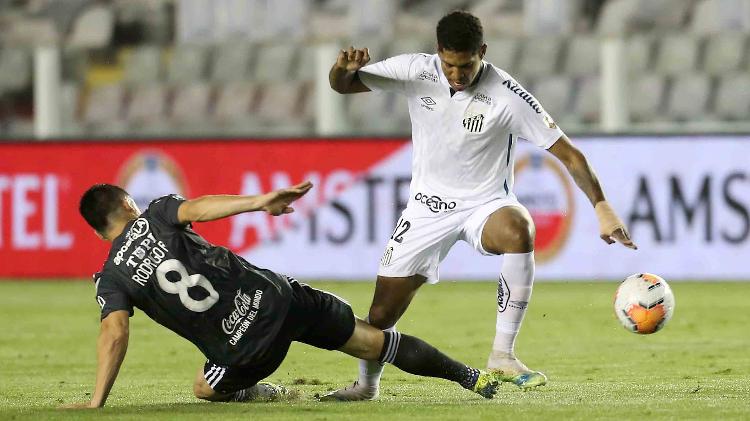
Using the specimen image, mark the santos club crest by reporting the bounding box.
[462,114,484,133]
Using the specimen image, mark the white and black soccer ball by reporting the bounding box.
[614,273,675,334]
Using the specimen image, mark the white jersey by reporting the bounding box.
[358,53,564,203]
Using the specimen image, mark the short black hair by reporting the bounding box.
[79,184,130,233]
[436,10,484,53]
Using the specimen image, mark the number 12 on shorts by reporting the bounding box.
[390,218,411,243]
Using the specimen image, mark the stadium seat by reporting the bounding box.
[702,34,748,75]
[628,75,666,122]
[82,84,124,127]
[634,0,692,31]
[123,46,163,86]
[254,82,313,132]
[65,3,114,49]
[714,73,750,120]
[0,48,31,93]
[470,0,525,36]
[665,74,712,121]
[209,43,254,83]
[532,75,573,122]
[691,0,750,34]
[289,43,318,81]
[60,81,83,136]
[564,35,600,77]
[124,84,168,125]
[170,83,212,125]
[524,0,581,35]
[653,35,700,75]
[252,43,299,82]
[348,0,396,39]
[484,37,520,74]
[597,0,691,34]
[572,75,601,124]
[387,36,434,56]
[166,45,209,85]
[213,82,259,124]
[626,35,653,75]
[309,0,349,40]
[516,37,563,79]
[395,0,453,37]
[264,0,313,40]
[348,91,409,134]
[61,49,90,87]
[595,0,640,34]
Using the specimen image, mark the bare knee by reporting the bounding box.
[339,319,385,361]
[504,214,535,252]
[367,304,400,330]
[483,207,536,254]
[194,379,215,400]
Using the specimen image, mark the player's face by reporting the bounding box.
[438,45,486,91]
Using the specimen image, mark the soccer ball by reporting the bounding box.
[614,273,675,334]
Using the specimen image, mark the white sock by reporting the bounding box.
[357,319,396,389]
[491,252,535,360]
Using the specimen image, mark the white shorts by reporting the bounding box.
[378,194,525,284]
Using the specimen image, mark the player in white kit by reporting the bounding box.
[323,10,637,400]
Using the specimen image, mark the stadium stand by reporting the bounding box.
[1,0,750,138]
[703,34,747,76]
[666,73,712,122]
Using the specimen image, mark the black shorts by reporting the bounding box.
[203,278,356,394]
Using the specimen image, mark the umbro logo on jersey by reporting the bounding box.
[421,97,436,106]
[501,79,542,114]
[462,114,484,133]
[420,96,437,111]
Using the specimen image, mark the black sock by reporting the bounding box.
[379,331,480,391]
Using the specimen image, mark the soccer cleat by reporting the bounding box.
[490,369,547,390]
[471,371,500,399]
[244,382,288,401]
[317,381,379,402]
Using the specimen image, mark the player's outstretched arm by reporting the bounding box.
[547,135,637,250]
[329,46,371,94]
[62,310,130,409]
[176,181,313,224]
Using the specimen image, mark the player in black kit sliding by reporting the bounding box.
[62,181,499,408]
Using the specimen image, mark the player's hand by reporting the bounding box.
[261,181,313,216]
[59,401,96,409]
[335,46,370,72]
[595,201,637,250]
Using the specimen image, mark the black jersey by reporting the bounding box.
[94,195,293,366]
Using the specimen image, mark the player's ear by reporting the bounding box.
[124,196,140,215]
[479,44,487,59]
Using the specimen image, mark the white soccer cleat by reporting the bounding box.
[488,353,547,390]
[238,382,288,401]
[317,381,379,402]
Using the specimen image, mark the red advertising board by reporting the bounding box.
[0,139,405,277]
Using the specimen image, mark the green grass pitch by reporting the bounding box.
[1,280,749,420]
